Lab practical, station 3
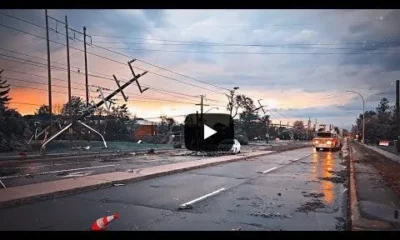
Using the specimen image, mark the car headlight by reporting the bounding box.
[315,140,319,144]
[326,140,332,144]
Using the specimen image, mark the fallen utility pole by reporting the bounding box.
[40,60,148,154]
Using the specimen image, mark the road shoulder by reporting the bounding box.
[349,141,400,231]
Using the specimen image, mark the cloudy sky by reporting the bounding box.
[1,9,399,130]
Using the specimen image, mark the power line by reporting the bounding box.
[0,45,226,103]
[94,47,392,55]
[91,35,400,46]
[0,18,228,96]
[93,40,399,51]
[3,76,87,92]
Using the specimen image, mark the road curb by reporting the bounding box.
[0,144,311,208]
[348,142,393,231]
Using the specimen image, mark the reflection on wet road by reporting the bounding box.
[0,147,348,231]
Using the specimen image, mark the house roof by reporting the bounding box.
[137,120,156,125]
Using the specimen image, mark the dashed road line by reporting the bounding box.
[178,188,226,210]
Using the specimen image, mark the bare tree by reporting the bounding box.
[226,94,255,118]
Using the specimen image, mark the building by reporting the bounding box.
[135,119,157,140]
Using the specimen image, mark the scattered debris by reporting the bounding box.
[232,227,241,231]
[251,212,291,218]
[303,192,325,198]
[84,146,91,150]
[61,171,92,178]
[277,193,282,196]
[237,197,250,200]
[56,172,69,176]
[147,149,155,154]
[318,176,345,183]
[150,185,159,188]
[296,199,325,213]
[113,183,124,187]
[25,174,34,178]
[127,169,133,173]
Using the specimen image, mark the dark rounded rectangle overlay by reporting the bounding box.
[184,113,234,152]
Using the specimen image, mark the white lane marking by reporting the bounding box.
[0,180,6,189]
[0,164,117,180]
[261,167,277,174]
[258,153,313,174]
[178,188,225,210]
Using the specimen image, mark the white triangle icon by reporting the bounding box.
[204,124,217,140]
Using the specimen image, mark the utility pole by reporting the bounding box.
[65,15,71,102]
[83,26,89,107]
[396,80,399,152]
[45,9,52,134]
[195,95,209,126]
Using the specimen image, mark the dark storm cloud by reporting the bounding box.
[340,10,400,73]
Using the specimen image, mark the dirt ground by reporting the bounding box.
[352,143,400,197]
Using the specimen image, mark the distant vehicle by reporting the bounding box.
[312,131,341,151]
[218,139,241,154]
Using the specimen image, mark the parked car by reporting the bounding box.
[218,139,241,154]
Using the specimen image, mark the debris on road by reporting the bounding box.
[303,192,324,198]
[296,199,325,213]
[113,183,124,187]
[251,212,291,218]
[25,174,34,178]
[232,226,241,231]
[277,193,282,196]
[127,169,133,173]
[237,197,250,200]
[148,149,155,154]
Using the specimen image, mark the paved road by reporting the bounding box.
[0,147,348,231]
[0,142,309,188]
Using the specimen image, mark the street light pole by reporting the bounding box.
[347,91,365,143]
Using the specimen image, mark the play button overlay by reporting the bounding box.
[184,113,234,152]
[204,124,217,140]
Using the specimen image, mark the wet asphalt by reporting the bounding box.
[0,147,348,231]
[0,142,305,188]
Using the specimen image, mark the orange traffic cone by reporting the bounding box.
[91,213,120,231]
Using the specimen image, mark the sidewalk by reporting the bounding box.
[362,145,400,164]
[349,142,400,230]
[0,150,275,208]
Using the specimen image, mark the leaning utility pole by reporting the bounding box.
[65,15,71,102]
[396,80,399,152]
[45,9,52,134]
[40,60,148,154]
[83,26,89,107]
